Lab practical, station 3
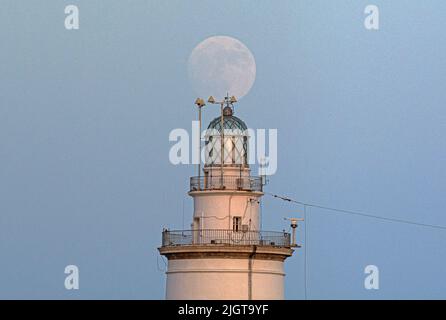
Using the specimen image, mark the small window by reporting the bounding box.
[233,217,242,232]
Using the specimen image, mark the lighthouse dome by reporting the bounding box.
[206,107,248,132]
[205,107,249,166]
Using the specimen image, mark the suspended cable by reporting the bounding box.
[265,192,446,231]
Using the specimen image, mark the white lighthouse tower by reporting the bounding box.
[159,95,296,300]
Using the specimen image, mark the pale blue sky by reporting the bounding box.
[1,0,446,299]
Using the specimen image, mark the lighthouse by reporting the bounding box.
[159,95,296,300]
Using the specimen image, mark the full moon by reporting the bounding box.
[188,36,256,101]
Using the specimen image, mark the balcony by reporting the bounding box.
[161,229,291,248]
[190,176,263,192]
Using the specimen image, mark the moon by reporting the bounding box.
[188,36,256,101]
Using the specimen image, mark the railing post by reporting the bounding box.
[162,228,167,246]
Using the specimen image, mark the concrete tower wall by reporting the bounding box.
[165,258,285,300]
[192,192,262,231]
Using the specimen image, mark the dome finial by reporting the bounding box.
[223,106,233,116]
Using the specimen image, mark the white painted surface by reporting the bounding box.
[165,258,285,300]
[192,192,261,231]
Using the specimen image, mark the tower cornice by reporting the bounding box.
[158,245,294,262]
[188,190,264,197]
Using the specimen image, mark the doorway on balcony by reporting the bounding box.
[232,216,242,232]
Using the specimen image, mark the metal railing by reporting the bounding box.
[190,176,263,192]
[162,229,291,247]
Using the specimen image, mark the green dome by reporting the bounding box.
[207,115,248,132]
